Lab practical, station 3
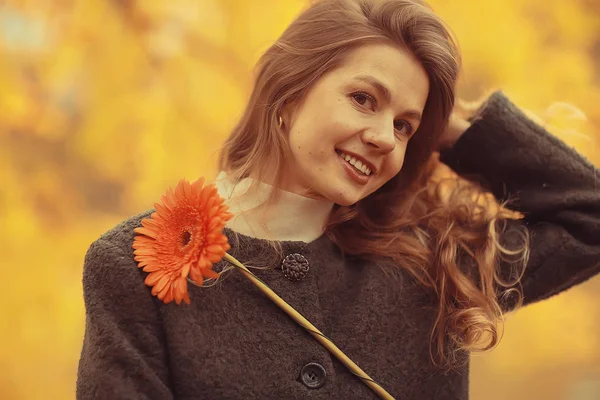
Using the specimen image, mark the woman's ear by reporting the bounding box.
[280,106,291,129]
[280,101,299,130]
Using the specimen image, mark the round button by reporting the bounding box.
[281,253,309,281]
[299,362,326,389]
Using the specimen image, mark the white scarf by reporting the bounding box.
[214,171,334,242]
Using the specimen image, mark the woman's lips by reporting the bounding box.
[337,151,371,185]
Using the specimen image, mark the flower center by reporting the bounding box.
[181,230,192,247]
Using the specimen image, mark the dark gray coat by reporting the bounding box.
[76,92,600,399]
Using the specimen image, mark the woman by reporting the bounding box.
[76,0,600,399]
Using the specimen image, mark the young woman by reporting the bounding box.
[76,0,600,399]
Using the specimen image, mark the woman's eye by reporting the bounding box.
[394,120,414,137]
[352,92,376,110]
[352,91,414,138]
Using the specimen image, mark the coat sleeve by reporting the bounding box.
[439,91,600,311]
[76,238,174,399]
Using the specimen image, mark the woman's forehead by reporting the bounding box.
[320,43,430,109]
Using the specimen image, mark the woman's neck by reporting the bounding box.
[214,171,334,242]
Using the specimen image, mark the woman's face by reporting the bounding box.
[280,42,430,206]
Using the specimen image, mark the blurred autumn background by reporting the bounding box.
[1,0,599,399]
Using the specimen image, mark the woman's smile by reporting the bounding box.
[335,150,373,185]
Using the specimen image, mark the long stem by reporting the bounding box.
[222,253,395,400]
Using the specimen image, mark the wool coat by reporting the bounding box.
[76,92,600,399]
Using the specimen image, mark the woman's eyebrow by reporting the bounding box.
[353,74,422,122]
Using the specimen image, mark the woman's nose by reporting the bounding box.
[360,122,396,153]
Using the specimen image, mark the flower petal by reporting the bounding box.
[140,218,162,231]
[207,252,223,263]
[181,263,191,278]
[154,202,170,217]
[208,217,222,231]
[145,271,165,286]
[133,227,158,239]
[199,185,216,208]
[157,282,171,300]
[205,197,218,213]
[197,255,211,270]
[142,263,162,272]
[191,177,205,200]
[163,287,174,304]
[164,188,177,209]
[189,267,204,286]
[175,180,186,200]
[132,236,155,246]
[173,277,188,304]
[134,249,156,256]
[182,180,193,201]
[203,269,220,279]
[206,243,225,253]
[153,274,170,294]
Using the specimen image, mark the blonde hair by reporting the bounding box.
[216,0,529,369]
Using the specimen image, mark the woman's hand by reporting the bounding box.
[439,97,486,150]
[439,112,471,149]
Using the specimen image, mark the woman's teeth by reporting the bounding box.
[336,151,372,176]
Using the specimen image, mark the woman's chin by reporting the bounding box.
[329,190,364,207]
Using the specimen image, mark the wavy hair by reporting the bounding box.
[217,0,529,368]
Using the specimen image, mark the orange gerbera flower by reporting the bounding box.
[133,177,234,304]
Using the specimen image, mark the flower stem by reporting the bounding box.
[222,253,395,400]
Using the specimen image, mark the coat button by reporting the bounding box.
[281,253,309,281]
[299,362,326,389]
